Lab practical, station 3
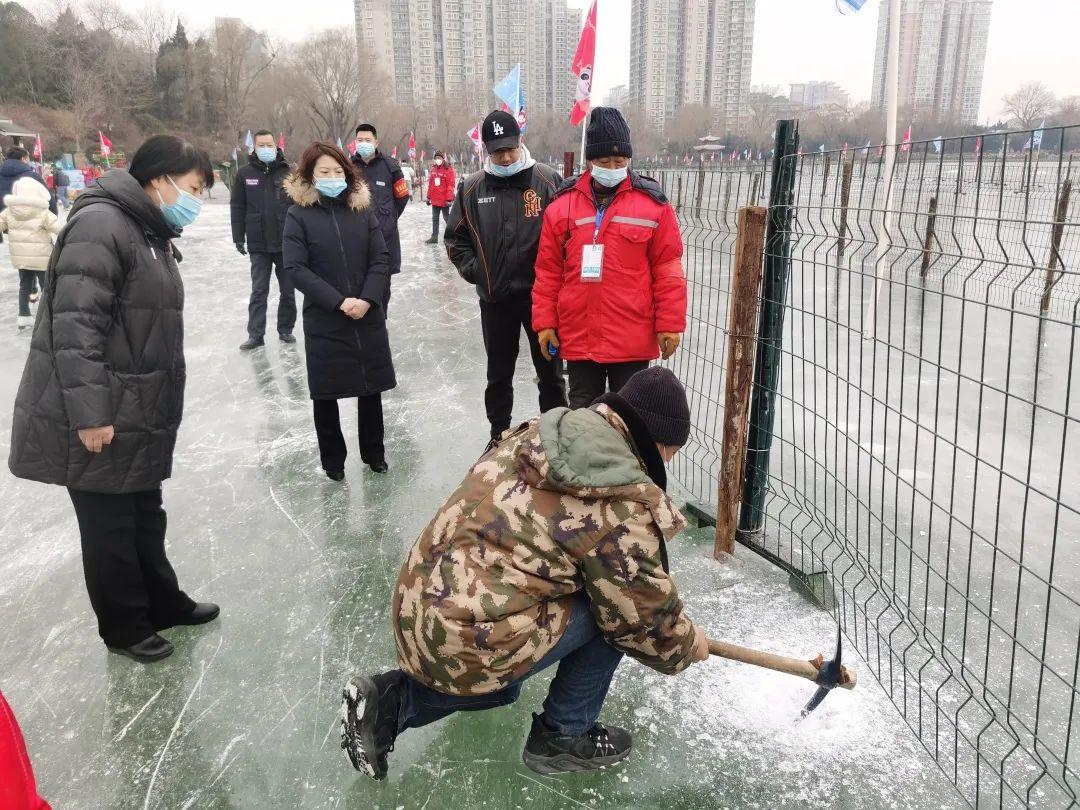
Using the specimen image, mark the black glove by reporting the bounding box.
[235,242,247,255]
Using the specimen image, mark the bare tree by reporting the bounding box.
[1001,82,1056,129]
[210,18,277,145]
[666,104,713,152]
[289,29,377,143]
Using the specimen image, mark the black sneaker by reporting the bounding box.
[279,333,297,344]
[340,672,402,780]
[521,713,631,774]
[239,337,264,351]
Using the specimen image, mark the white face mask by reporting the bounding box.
[434,158,444,166]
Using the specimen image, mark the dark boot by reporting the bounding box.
[521,713,631,774]
[107,633,174,664]
[340,672,402,780]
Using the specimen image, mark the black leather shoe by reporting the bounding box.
[239,337,264,351]
[325,469,345,481]
[424,236,438,244]
[279,333,297,344]
[368,461,389,474]
[108,633,174,663]
[173,602,220,626]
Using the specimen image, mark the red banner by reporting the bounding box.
[569,0,597,126]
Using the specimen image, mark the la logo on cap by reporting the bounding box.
[493,122,504,136]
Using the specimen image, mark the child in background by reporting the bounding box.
[0,177,61,330]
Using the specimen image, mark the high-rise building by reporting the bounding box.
[789,81,850,110]
[871,0,992,125]
[355,0,581,117]
[629,0,755,133]
[605,85,630,108]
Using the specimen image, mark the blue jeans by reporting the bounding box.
[396,595,623,736]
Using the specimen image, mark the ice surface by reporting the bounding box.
[0,196,964,808]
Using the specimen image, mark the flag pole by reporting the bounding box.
[579,111,588,174]
[864,0,900,341]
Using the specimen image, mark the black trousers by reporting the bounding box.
[479,292,568,439]
[431,205,449,239]
[18,269,45,316]
[566,360,650,409]
[313,395,385,472]
[67,488,196,648]
[248,251,297,339]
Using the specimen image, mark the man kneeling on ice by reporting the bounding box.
[340,366,709,778]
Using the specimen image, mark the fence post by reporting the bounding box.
[836,157,853,268]
[695,161,706,213]
[737,119,800,541]
[715,205,768,558]
[562,151,575,179]
[919,195,938,278]
[1042,178,1072,312]
[675,175,683,214]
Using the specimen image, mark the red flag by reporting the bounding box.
[278,133,285,150]
[391,146,398,159]
[33,134,43,160]
[877,141,884,157]
[975,135,983,157]
[346,139,356,155]
[420,149,426,163]
[569,0,597,126]
[900,124,912,153]
[408,132,417,160]
[99,131,113,157]
[467,122,483,156]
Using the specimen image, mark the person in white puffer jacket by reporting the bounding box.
[0,176,61,329]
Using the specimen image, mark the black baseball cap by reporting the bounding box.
[482,110,521,152]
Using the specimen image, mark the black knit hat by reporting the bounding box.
[617,367,690,447]
[585,107,633,160]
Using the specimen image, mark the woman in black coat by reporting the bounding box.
[8,135,220,664]
[282,141,396,479]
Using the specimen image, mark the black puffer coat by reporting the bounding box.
[8,169,186,494]
[282,175,396,400]
[351,150,408,274]
[230,150,291,252]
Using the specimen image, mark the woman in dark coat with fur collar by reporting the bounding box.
[283,141,396,479]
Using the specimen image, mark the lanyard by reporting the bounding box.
[591,204,609,243]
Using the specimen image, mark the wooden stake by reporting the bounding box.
[715,205,768,558]
[836,157,854,268]
[919,195,938,278]
[1042,179,1072,312]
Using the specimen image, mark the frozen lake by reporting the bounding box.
[0,193,963,808]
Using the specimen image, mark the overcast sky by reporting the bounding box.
[35,0,1078,124]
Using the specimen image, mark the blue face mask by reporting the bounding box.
[158,176,202,229]
[591,164,628,188]
[315,178,348,198]
[489,156,526,177]
[354,142,376,159]
[255,147,277,164]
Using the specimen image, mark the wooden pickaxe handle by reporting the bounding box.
[707,639,857,690]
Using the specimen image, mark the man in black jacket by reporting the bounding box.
[230,129,297,351]
[0,146,56,215]
[351,123,409,312]
[445,110,567,441]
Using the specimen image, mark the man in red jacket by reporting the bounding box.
[532,107,687,407]
[424,151,456,244]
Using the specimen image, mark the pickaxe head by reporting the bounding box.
[799,624,856,719]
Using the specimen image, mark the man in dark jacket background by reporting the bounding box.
[445,110,567,442]
[351,123,409,312]
[0,146,56,215]
[231,129,296,351]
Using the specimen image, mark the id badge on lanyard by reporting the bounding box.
[580,206,605,282]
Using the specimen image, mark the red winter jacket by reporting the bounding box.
[426,163,456,207]
[0,692,51,810]
[532,171,686,363]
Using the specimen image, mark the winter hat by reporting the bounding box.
[585,107,633,160]
[617,366,691,447]
[434,150,445,159]
[482,110,521,153]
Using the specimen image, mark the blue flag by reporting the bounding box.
[336,137,344,150]
[493,65,522,116]
[932,136,943,153]
[836,0,869,12]
[244,130,254,153]
[231,147,238,162]
[1025,120,1045,150]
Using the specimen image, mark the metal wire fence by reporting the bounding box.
[656,123,1080,809]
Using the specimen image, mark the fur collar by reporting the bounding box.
[283,174,371,211]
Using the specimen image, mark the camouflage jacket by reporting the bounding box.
[393,396,698,696]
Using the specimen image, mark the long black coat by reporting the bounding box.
[351,151,408,274]
[282,175,396,400]
[9,170,186,494]
[230,151,291,253]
